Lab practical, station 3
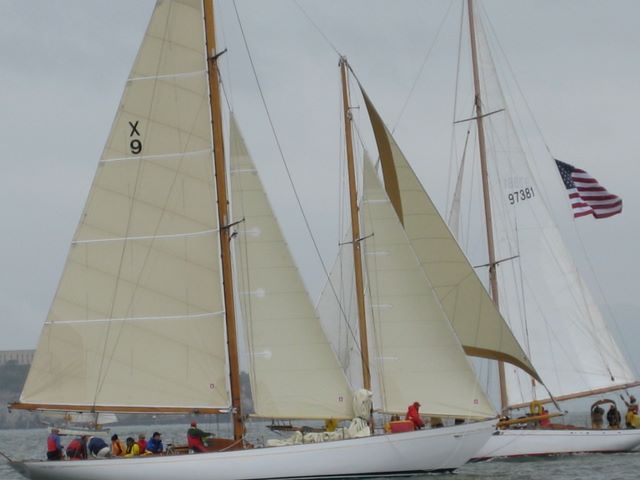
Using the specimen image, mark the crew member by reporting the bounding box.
[621,394,639,428]
[187,422,212,453]
[125,437,140,457]
[405,402,425,430]
[111,434,125,456]
[591,404,604,429]
[66,435,88,460]
[539,407,551,427]
[607,404,621,429]
[147,432,164,454]
[88,436,111,458]
[46,428,64,461]
[137,433,147,454]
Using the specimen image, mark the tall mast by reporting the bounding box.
[339,57,371,392]
[203,0,243,441]
[467,0,508,412]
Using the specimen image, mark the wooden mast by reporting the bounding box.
[203,0,243,441]
[466,0,508,412]
[340,57,372,392]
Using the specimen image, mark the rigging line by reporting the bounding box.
[215,0,235,109]
[219,74,233,112]
[231,1,356,339]
[391,0,455,133]
[292,0,342,58]
[0,449,14,462]
[445,0,467,212]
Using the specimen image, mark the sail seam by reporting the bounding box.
[101,148,212,164]
[45,311,225,325]
[72,228,219,245]
[128,70,206,82]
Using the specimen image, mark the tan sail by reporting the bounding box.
[18,0,230,412]
[361,155,494,418]
[360,88,539,382]
[230,115,354,420]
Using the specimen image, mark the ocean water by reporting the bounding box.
[1,425,639,480]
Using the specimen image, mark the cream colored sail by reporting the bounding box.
[360,155,494,418]
[229,115,354,420]
[20,0,230,411]
[360,88,538,382]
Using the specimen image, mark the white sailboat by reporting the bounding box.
[5,1,537,478]
[438,0,640,459]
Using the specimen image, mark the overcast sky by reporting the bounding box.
[1,0,639,383]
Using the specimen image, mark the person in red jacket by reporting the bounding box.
[136,434,147,454]
[46,428,64,461]
[406,402,425,430]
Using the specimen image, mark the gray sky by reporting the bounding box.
[1,0,639,379]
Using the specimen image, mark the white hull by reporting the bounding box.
[473,427,640,460]
[12,421,494,480]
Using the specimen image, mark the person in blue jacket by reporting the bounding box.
[146,432,164,454]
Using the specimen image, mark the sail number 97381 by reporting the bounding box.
[508,187,535,205]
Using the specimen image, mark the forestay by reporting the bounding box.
[20,0,231,411]
[229,116,354,420]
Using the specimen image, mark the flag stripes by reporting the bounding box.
[555,159,622,219]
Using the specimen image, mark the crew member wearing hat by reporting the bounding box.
[405,402,425,430]
[187,421,213,453]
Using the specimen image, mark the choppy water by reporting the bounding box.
[1,425,639,480]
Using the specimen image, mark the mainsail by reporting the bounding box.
[229,115,354,420]
[359,88,538,382]
[18,0,230,412]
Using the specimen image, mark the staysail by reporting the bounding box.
[360,155,495,418]
[359,88,538,382]
[18,0,230,412]
[229,115,354,420]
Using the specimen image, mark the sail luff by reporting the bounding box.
[203,0,243,440]
[340,58,371,393]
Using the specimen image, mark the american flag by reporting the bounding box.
[555,159,622,219]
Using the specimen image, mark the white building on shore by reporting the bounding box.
[0,349,34,366]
